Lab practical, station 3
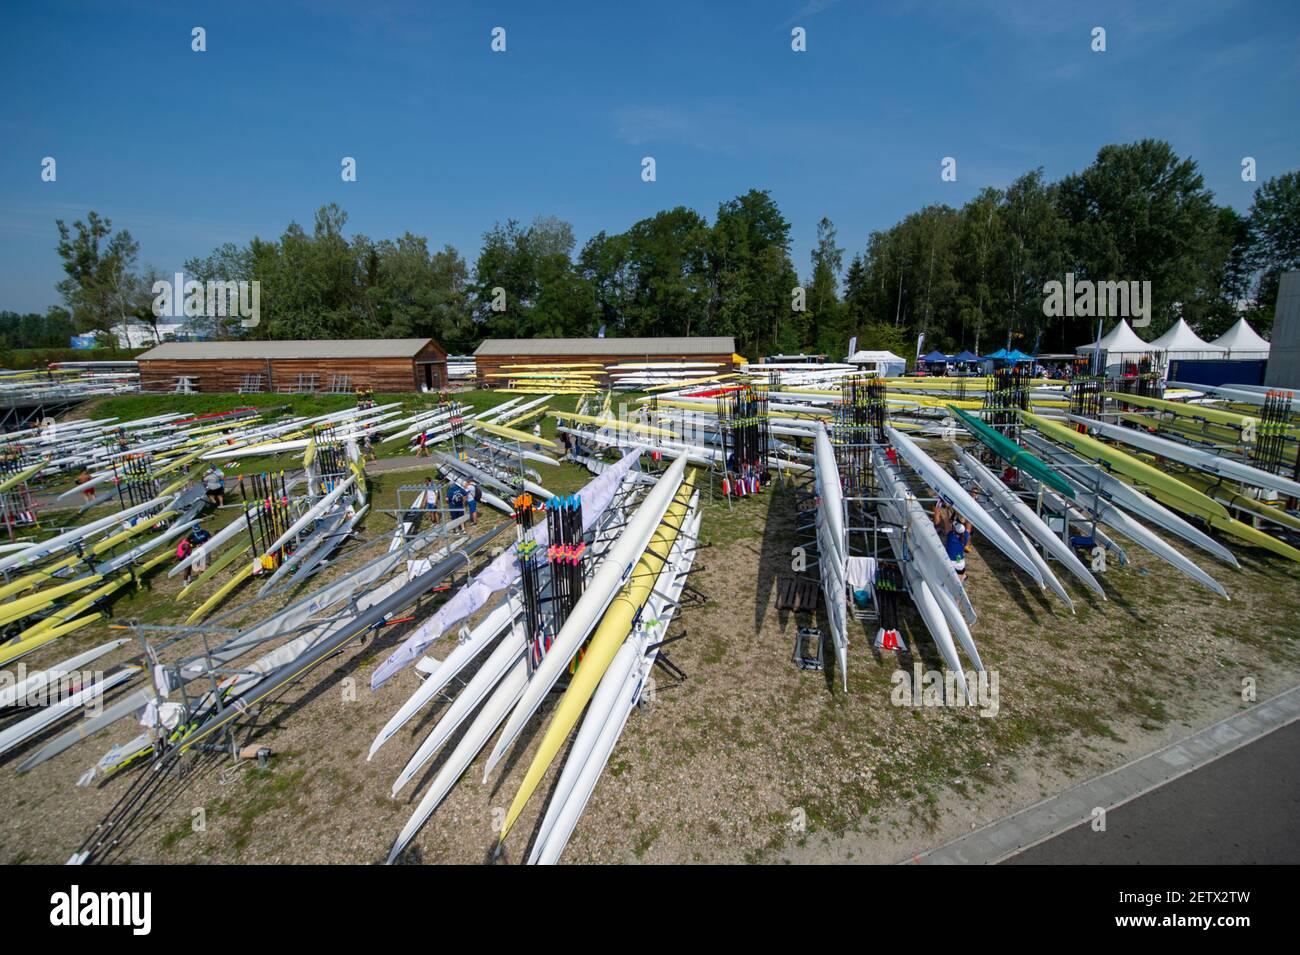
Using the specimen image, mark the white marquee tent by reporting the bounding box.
[1076,319,1162,371]
[1148,319,1224,362]
[846,350,907,376]
[1209,318,1271,359]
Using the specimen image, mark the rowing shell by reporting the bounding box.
[482,456,689,780]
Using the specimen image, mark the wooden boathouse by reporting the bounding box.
[136,339,448,394]
[473,336,737,383]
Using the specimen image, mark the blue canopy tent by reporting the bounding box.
[918,349,951,376]
[979,347,1035,373]
[946,348,981,376]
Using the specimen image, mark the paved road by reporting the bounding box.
[363,454,434,475]
[1006,720,1300,864]
[912,687,1300,864]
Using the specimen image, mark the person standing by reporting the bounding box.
[933,502,971,583]
[182,525,212,582]
[424,476,441,524]
[176,535,194,583]
[203,465,226,507]
[464,479,479,525]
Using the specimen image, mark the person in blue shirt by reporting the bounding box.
[933,503,972,582]
[447,482,465,520]
[463,480,479,525]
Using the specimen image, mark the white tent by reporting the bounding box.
[1148,319,1224,362]
[846,350,907,376]
[1210,318,1270,359]
[1076,319,1162,371]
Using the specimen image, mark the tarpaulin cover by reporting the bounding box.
[370,448,641,689]
[948,405,1076,499]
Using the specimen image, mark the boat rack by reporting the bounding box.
[72,507,492,864]
[387,483,456,541]
[0,453,40,539]
[128,503,477,748]
[460,435,538,496]
[649,632,689,683]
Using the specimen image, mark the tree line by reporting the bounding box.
[0,309,77,350]
[38,140,1299,358]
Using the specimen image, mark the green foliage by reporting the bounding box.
[853,322,913,358]
[850,146,1293,354]
[54,212,154,339]
[473,216,588,340]
[39,145,1295,363]
[0,346,148,369]
[708,190,800,356]
[187,204,475,347]
[475,192,800,357]
[1196,206,1256,338]
[0,307,77,350]
[580,207,711,339]
[182,242,256,339]
[1057,140,1222,334]
[1247,170,1300,332]
[807,217,843,355]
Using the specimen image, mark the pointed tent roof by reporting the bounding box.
[847,349,906,364]
[921,350,949,362]
[1210,318,1270,358]
[1148,319,1223,360]
[1076,319,1161,355]
[949,349,979,362]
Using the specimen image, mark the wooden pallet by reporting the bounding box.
[775,578,819,612]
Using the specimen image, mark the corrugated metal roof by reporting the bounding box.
[474,336,734,357]
[137,339,439,361]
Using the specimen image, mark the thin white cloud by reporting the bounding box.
[612,106,745,153]
[947,0,1246,40]
[780,0,845,29]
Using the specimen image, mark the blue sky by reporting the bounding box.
[2,0,1298,314]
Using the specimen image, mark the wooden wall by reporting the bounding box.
[475,351,732,385]
[140,348,447,393]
